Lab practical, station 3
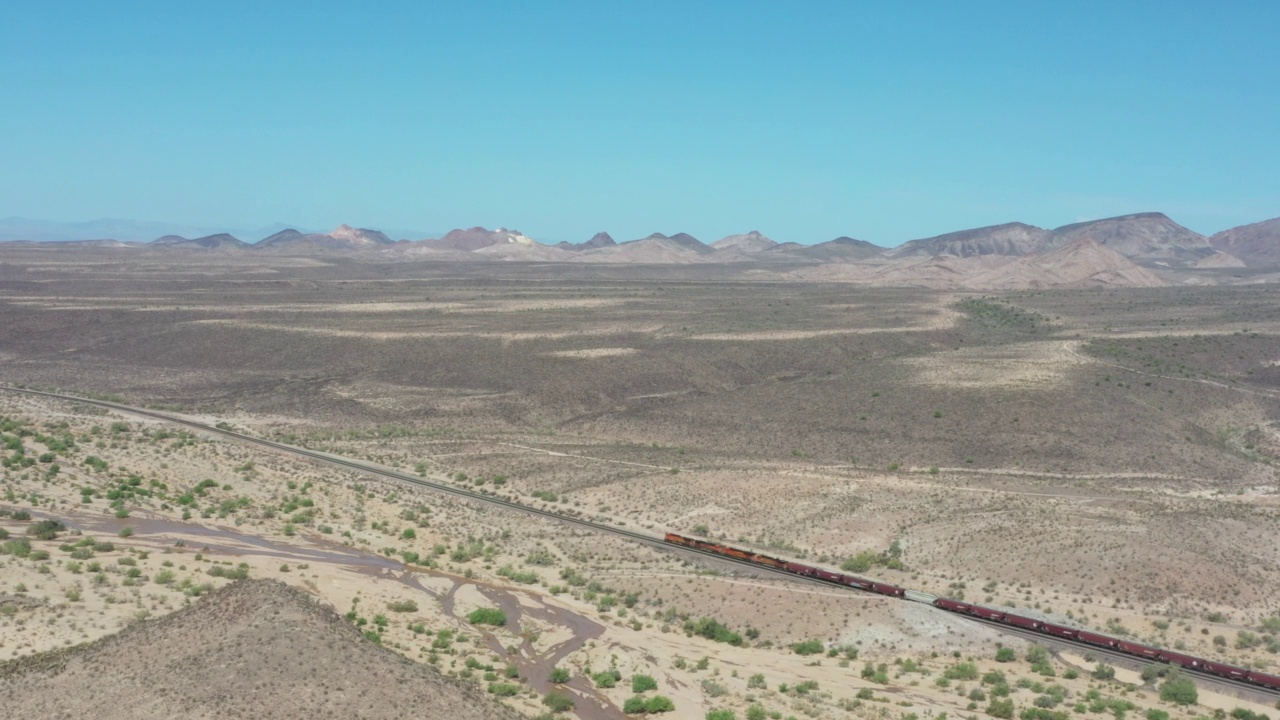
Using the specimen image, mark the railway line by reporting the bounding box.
[3,385,1277,699]
[0,386,837,590]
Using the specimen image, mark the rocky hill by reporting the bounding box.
[1048,212,1212,265]
[151,233,248,249]
[967,237,1167,289]
[1209,216,1280,267]
[711,231,777,252]
[781,236,884,261]
[256,225,393,250]
[890,222,1052,258]
[0,580,522,720]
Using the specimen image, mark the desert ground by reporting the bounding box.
[3,246,1280,719]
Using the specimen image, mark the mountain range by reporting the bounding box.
[3,212,1278,289]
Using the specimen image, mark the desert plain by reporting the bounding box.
[3,245,1280,719]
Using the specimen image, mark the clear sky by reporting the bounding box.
[2,1,1278,245]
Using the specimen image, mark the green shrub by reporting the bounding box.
[1146,711,1169,720]
[684,617,743,646]
[1159,674,1198,706]
[988,698,1015,719]
[549,666,571,683]
[542,690,574,713]
[1092,664,1115,681]
[118,526,134,538]
[645,696,675,713]
[706,711,736,720]
[467,607,507,626]
[624,696,648,714]
[996,647,1017,662]
[488,683,520,696]
[632,674,658,693]
[592,670,621,688]
[792,639,824,656]
[388,599,418,612]
[946,662,980,680]
[27,519,65,540]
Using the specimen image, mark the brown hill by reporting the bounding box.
[890,222,1052,258]
[711,230,777,252]
[556,231,617,251]
[967,236,1167,289]
[0,580,522,720]
[572,232,713,263]
[1209,216,1280,267]
[256,225,394,250]
[1049,212,1212,265]
[152,233,248,249]
[782,236,884,261]
[424,227,538,252]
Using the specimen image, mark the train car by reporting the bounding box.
[1117,640,1160,659]
[1076,630,1119,649]
[813,568,844,583]
[869,581,906,598]
[1203,661,1249,681]
[1247,670,1280,691]
[1004,613,1041,630]
[842,575,875,592]
[934,598,972,613]
[784,561,815,577]
[1159,651,1205,670]
[1039,622,1079,640]
[967,605,1007,622]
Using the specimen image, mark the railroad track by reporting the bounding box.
[964,615,1280,703]
[5,385,1276,699]
[0,386,836,590]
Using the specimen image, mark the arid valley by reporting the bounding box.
[4,245,1280,719]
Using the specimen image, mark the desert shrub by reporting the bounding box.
[2,537,32,557]
[684,617,743,646]
[0,528,7,540]
[1159,674,1197,706]
[996,647,1017,662]
[645,696,675,713]
[624,696,648,714]
[988,698,1016,719]
[27,519,65,540]
[632,674,658,693]
[946,662,980,680]
[542,690,574,713]
[154,569,176,584]
[747,673,766,689]
[1092,664,1115,681]
[1146,711,1169,720]
[467,607,507,626]
[549,666,571,683]
[858,688,876,700]
[706,711,736,720]
[488,683,519,696]
[387,599,418,612]
[118,526,134,537]
[792,639,824,655]
[592,669,621,688]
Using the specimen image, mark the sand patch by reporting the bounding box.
[545,347,638,358]
[905,340,1090,388]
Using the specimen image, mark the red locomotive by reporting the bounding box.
[662,532,1280,692]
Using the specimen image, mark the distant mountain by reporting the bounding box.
[629,232,713,254]
[257,229,305,247]
[571,232,713,263]
[711,231,777,252]
[152,233,248,249]
[891,222,1052,258]
[968,237,1166,289]
[556,232,616,252]
[1048,212,1212,265]
[256,225,393,250]
[424,227,537,252]
[1209,216,1280,267]
[783,236,884,261]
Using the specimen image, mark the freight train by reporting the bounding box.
[664,532,1280,692]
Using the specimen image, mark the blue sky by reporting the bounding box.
[2,1,1277,245]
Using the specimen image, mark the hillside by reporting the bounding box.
[0,580,523,720]
[256,225,393,250]
[1210,216,1280,267]
[890,222,1052,258]
[782,236,884,261]
[966,236,1167,288]
[1049,212,1212,265]
[711,230,777,252]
